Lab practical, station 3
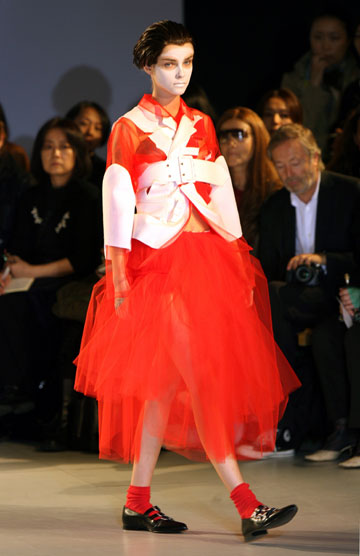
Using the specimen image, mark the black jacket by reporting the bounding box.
[258,171,360,293]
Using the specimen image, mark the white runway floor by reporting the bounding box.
[0,441,359,556]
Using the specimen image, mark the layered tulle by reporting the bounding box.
[74,232,300,463]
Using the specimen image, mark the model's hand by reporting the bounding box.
[339,287,355,316]
[286,253,326,271]
[310,53,329,86]
[8,255,34,278]
[114,296,125,316]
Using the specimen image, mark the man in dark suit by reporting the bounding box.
[258,123,360,453]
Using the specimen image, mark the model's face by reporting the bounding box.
[262,97,293,135]
[271,139,319,199]
[145,43,194,99]
[41,128,76,186]
[74,107,103,152]
[218,118,254,168]
[310,17,349,66]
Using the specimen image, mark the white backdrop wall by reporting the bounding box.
[0,0,183,157]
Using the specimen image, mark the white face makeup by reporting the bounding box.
[145,43,194,100]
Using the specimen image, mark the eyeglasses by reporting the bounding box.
[217,129,251,144]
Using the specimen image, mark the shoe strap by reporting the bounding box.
[145,506,171,522]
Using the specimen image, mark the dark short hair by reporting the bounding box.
[66,101,111,146]
[133,20,193,69]
[31,117,91,183]
[257,88,303,125]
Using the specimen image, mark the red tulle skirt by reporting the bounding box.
[74,231,300,463]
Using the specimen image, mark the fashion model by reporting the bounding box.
[74,20,299,541]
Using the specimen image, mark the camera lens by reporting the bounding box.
[295,264,314,283]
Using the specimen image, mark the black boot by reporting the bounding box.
[38,378,73,452]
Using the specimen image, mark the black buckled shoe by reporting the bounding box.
[242,504,298,541]
[122,505,188,533]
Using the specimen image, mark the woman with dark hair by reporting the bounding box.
[257,88,303,136]
[327,105,360,177]
[0,117,102,417]
[66,101,110,190]
[0,102,30,172]
[282,13,360,154]
[74,20,299,541]
[217,107,281,252]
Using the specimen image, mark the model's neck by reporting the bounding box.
[152,92,181,118]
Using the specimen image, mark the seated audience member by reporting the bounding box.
[0,150,30,261]
[0,117,102,413]
[259,123,360,452]
[0,103,30,172]
[281,13,360,156]
[327,105,360,177]
[307,280,360,466]
[257,88,303,136]
[66,101,110,190]
[217,107,281,254]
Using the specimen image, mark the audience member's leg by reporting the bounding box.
[344,323,360,431]
[312,316,349,424]
[340,323,360,467]
[268,281,334,450]
[0,292,37,396]
[306,316,356,461]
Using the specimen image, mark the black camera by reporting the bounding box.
[286,263,324,286]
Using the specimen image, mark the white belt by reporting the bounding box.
[138,157,227,188]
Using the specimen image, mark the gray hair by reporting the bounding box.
[267,123,325,170]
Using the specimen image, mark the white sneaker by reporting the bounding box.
[265,447,295,459]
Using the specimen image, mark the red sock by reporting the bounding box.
[230,483,262,519]
[125,485,152,514]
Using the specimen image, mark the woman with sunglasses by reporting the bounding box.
[74,20,299,542]
[217,107,281,253]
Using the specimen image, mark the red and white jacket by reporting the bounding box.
[103,95,242,254]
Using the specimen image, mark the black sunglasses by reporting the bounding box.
[217,129,251,143]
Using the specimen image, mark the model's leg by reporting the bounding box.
[211,455,244,491]
[130,401,167,486]
[208,452,298,540]
[122,397,188,533]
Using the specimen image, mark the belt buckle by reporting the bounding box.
[178,156,195,183]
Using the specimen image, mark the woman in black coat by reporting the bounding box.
[0,117,102,406]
